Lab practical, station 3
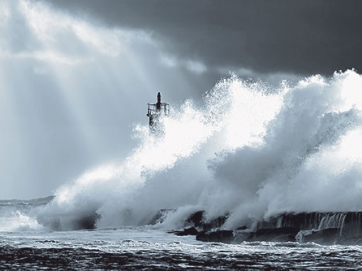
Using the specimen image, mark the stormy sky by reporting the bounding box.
[1,0,362,199]
[48,0,362,76]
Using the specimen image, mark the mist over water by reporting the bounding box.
[36,70,362,231]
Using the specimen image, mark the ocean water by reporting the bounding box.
[1,198,362,270]
[2,231,362,270]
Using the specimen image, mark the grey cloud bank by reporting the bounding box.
[46,0,362,76]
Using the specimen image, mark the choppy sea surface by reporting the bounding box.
[1,227,362,270]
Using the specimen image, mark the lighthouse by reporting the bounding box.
[146,92,169,133]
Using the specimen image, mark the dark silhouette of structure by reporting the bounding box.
[147,92,169,132]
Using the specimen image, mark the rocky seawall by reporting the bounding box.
[38,206,362,245]
[166,211,362,245]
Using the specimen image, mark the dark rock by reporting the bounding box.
[149,209,175,225]
[174,227,198,236]
[186,211,204,228]
[202,215,228,231]
[196,230,234,243]
[185,211,229,231]
[170,209,362,245]
[37,211,101,231]
[72,212,101,230]
[253,212,362,244]
[267,212,362,236]
[233,231,252,243]
[170,211,230,240]
[246,227,299,242]
[299,228,340,245]
[236,226,247,231]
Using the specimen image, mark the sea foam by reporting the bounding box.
[37,70,362,230]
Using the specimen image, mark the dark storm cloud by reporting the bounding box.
[45,0,362,76]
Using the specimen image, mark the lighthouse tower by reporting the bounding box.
[146,92,169,133]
